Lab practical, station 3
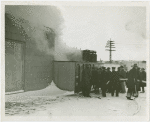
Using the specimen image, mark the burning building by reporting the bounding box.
[5,5,83,93]
[5,6,61,93]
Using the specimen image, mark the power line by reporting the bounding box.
[115,45,146,47]
[105,38,116,63]
[115,43,146,45]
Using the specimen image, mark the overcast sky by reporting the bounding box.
[60,6,147,61]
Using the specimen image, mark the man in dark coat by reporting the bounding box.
[101,67,108,97]
[82,64,92,97]
[126,64,138,100]
[119,66,127,93]
[120,66,126,78]
[135,67,142,97]
[98,67,102,90]
[117,67,121,92]
[110,67,120,97]
[95,67,100,94]
[125,69,129,86]
[106,67,112,93]
[91,66,99,93]
[140,68,146,93]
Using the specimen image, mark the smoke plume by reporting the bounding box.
[5,5,82,61]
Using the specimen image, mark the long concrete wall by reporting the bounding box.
[5,13,54,92]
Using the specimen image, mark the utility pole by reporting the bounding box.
[105,38,116,63]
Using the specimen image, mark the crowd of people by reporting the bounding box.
[81,63,146,100]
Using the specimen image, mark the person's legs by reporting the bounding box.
[116,88,119,97]
[119,82,122,93]
[140,82,145,93]
[142,86,145,92]
[82,87,86,96]
[102,87,105,97]
[109,83,112,93]
[101,87,104,96]
[141,82,145,93]
[86,86,91,97]
[126,88,134,100]
[97,87,100,94]
[94,84,97,93]
[111,86,114,96]
[106,83,109,93]
[93,84,96,91]
[103,86,107,97]
[134,85,138,97]
[95,86,99,94]
[84,87,87,97]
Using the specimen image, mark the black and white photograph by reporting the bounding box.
[1,1,149,121]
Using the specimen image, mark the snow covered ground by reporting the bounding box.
[5,82,69,102]
[5,82,147,116]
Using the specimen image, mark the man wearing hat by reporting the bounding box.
[126,64,138,100]
[101,67,108,97]
[110,67,120,96]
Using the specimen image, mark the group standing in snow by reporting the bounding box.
[81,64,146,100]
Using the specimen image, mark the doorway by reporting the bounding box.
[5,39,25,93]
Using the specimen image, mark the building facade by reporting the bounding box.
[5,13,54,93]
